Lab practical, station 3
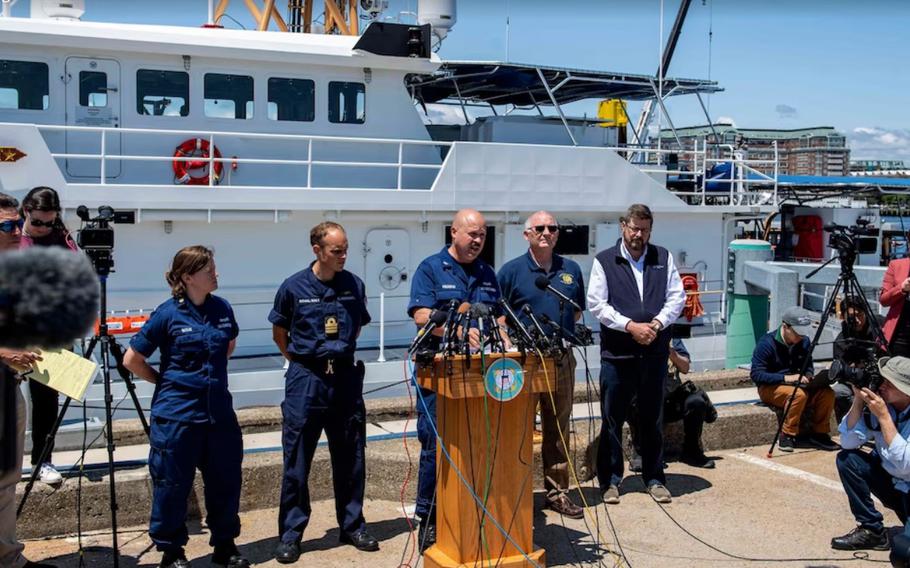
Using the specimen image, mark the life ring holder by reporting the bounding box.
[172,138,224,185]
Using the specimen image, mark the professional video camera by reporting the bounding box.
[76,205,133,276]
[825,221,878,265]
[829,350,884,392]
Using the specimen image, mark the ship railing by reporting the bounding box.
[626,140,780,207]
[36,124,454,191]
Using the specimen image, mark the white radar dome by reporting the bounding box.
[417,0,456,43]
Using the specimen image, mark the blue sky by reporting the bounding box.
[11,0,910,160]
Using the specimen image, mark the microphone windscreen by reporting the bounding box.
[430,309,449,325]
[457,302,471,314]
[0,248,100,350]
[534,275,550,290]
[471,303,491,317]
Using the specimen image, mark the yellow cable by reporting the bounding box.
[533,347,629,566]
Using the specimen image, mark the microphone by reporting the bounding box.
[534,275,582,312]
[408,308,449,356]
[0,248,100,350]
[522,304,553,350]
[443,301,470,352]
[470,303,493,352]
[497,298,534,347]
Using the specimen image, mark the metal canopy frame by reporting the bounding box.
[407,61,721,147]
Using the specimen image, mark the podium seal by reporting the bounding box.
[484,358,525,401]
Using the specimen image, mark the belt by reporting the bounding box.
[289,354,355,376]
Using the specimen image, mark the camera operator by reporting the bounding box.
[822,296,888,422]
[831,356,910,552]
[881,256,910,357]
[629,338,718,471]
[0,192,53,568]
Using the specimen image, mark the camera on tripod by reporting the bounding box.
[825,221,878,259]
[76,205,133,276]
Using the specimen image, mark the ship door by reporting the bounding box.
[65,57,121,179]
[364,229,411,297]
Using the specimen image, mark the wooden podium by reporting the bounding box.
[416,351,555,568]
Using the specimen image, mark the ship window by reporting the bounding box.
[79,71,108,107]
[0,60,49,110]
[136,69,189,117]
[204,73,253,119]
[328,81,365,124]
[268,77,315,122]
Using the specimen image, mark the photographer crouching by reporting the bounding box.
[832,356,910,556]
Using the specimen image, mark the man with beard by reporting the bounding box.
[587,204,686,504]
[407,209,505,552]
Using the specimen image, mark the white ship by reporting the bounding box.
[1,0,866,419]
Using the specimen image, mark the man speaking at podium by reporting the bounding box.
[587,204,686,505]
[408,209,503,553]
[498,210,586,519]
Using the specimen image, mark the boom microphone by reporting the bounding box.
[534,275,582,312]
[409,308,449,356]
[0,248,100,349]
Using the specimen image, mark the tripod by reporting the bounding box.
[17,271,149,568]
[766,244,888,457]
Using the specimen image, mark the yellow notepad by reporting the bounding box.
[21,349,98,402]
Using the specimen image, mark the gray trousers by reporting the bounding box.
[0,386,25,568]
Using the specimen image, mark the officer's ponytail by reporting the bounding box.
[166,245,215,298]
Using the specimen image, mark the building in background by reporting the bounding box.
[656,124,850,176]
[850,159,909,177]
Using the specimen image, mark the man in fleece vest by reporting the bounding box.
[587,204,686,504]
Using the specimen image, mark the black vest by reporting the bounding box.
[595,243,671,359]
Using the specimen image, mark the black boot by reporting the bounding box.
[418,521,437,554]
[159,549,191,568]
[212,542,250,568]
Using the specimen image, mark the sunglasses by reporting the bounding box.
[0,218,24,234]
[531,225,559,234]
[28,217,58,228]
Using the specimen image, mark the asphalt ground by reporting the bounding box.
[20,443,898,568]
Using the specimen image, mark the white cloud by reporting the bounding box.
[849,126,910,160]
[716,116,736,127]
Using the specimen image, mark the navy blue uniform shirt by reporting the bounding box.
[498,250,585,335]
[269,263,371,358]
[408,246,502,317]
[130,295,239,424]
[750,329,814,386]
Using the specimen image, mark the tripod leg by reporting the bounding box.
[99,336,121,568]
[767,277,843,457]
[107,339,150,437]
[16,397,72,517]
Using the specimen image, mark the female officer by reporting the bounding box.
[19,186,77,486]
[123,246,248,568]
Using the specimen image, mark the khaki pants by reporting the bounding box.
[541,351,575,499]
[0,386,25,568]
[758,383,834,437]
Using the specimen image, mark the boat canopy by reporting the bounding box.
[407,61,722,107]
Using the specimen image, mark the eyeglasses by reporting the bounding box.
[623,223,651,235]
[0,219,24,234]
[531,225,559,234]
[28,218,57,228]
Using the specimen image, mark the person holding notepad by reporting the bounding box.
[18,186,78,486]
[123,246,248,568]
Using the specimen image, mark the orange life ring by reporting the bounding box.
[172,138,223,185]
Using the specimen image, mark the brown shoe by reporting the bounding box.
[647,482,672,504]
[602,485,620,505]
[546,494,584,519]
